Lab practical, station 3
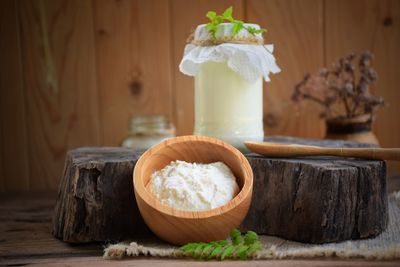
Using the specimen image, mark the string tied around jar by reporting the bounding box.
[186,30,264,46]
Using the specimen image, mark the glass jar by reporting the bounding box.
[180,23,280,152]
[194,61,264,152]
[121,115,175,150]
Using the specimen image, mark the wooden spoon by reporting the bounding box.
[245,141,400,161]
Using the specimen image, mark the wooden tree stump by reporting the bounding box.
[240,137,388,243]
[52,137,388,244]
[52,147,152,243]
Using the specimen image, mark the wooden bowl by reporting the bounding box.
[133,135,253,245]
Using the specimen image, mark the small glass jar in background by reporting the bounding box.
[121,115,175,150]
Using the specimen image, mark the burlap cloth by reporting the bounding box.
[104,191,400,260]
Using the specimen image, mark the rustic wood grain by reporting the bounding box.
[247,0,325,138]
[0,192,102,258]
[53,137,387,244]
[242,157,387,243]
[325,0,400,175]
[239,137,387,243]
[170,0,245,135]
[1,0,399,193]
[0,2,4,191]
[52,147,152,243]
[0,0,29,191]
[17,0,101,190]
[0,130,3,191]
[2,191,399,265]
[3,256,400,267]
[93,0,173,146]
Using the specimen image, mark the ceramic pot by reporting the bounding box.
[325,114,379,145]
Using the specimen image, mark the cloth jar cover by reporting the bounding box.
[179,23,281,82]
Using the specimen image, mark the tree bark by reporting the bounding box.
[52,147,151,243]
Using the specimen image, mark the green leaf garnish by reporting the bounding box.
[236,244,249,260]
[229,228,241,239]
[180,242,198,254]
[230,228,242,245]
[205,6,267,39]
[247,26,267,34]
[220,244,235,260]
[179,228,262,261]
[206,11,216,20]
[216,240,228,246]
[200,244,213,259]
[222,6,233,22]
[232,20,244,35]
[246,241,263,256]
[208,245,223,259]
[244,230,258,245]
[193,243,206,259]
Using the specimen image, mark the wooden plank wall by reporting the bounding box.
[0,0,399,192]
[0,0,30,191]
[247,0,325,138]
[325,0,400,175]
[17,0,101,190]
[94,0,173,146]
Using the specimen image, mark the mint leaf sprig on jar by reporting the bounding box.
[206,7,266,39]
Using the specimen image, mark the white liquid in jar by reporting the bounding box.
[194,61,264,152]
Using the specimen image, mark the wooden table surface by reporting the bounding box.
[1,175,400,266]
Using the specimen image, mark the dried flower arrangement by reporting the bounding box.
[292,52,384,120]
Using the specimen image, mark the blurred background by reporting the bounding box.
[0,0,399,193]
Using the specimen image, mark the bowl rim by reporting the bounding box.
[133,135,253,219]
